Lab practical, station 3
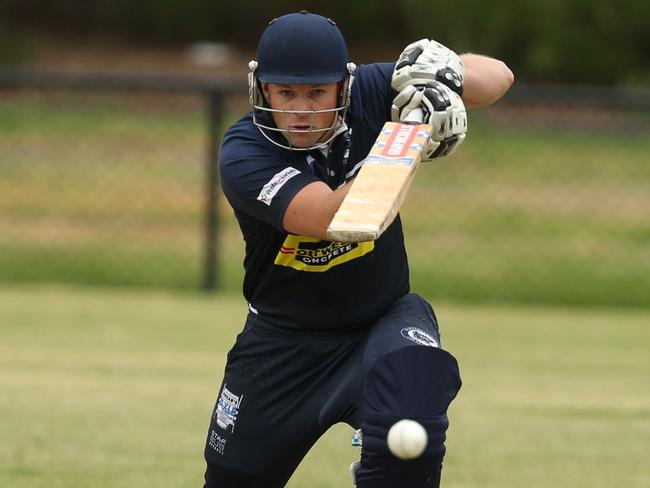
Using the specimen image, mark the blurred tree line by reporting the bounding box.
[1,0,649,85]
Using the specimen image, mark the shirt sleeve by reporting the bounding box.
[350,63,395,132]
[219,129,321,231]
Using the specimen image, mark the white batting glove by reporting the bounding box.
[421,81,467,159]
[391,81,466,160]
[392,38,464,96]
[391,39,467,160]
[391,85,425,122]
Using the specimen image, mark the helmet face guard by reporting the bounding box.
[248,11,355,151]
[248,60,356,151]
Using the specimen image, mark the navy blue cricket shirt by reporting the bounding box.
[220,63,411,330]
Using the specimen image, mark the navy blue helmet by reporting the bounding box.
[256,11,349,84]
[248,11,356,150]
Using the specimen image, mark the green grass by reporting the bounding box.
[1,94,649,306]
[0,285,648,487]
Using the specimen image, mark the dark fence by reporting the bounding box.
[1,66,649,307]
[0,66,246,291]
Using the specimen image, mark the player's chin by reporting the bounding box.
[286,133,319,149]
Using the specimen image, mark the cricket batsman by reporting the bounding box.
[202,11,513,487]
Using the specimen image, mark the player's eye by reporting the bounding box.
[278,89,294,98]
[310,89,326,97]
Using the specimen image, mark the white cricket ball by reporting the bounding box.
[387,419,428,460]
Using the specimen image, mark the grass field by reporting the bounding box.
[1,285,648,487]
[1,93,650,306]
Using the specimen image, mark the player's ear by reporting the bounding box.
[259,82,273,107]
[336,80,346,105]
[260,82,271,99]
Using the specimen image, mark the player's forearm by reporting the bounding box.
[283,180,353,240]
[460,53,514,108]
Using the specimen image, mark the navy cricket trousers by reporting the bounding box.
[203,293,446,487]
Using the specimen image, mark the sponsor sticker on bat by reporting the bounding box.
[364,155,416,166]
[381,124,418,158]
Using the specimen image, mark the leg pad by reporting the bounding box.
[356,346,461,487]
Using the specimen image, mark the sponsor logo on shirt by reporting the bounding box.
[274,235,374,272]
[257,167,301,206]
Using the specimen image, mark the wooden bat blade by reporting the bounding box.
[327,121,433,242]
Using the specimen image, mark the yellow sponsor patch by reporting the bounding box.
[274,235,374,272]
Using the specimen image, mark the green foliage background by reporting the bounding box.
[2,0,650,85]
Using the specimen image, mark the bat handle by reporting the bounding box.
[403,107,424,124]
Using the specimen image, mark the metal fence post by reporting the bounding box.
[203,90,223,291]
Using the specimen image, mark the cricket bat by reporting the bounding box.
[327,110,434,242]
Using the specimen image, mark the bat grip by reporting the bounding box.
[403,107,424,124]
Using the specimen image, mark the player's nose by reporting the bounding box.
[290,96,313,115]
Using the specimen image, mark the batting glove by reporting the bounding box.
[392,38,464,96]
[391,39,467,160]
